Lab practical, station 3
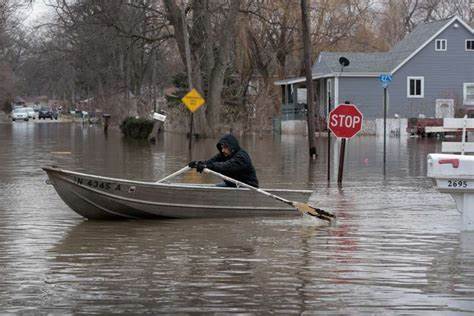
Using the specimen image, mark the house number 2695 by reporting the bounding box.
[447,180,467,188]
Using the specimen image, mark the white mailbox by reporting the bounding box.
[427,153,474,231]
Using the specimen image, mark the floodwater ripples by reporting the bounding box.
[0,123,473,314]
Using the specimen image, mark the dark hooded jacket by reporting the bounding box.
[204,134,259,187]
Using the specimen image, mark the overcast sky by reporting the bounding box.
[23,0,51,27]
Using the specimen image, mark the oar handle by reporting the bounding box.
[156,166,191,183]
[203,168,293,205]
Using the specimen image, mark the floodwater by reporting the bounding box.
[0,122,473,314]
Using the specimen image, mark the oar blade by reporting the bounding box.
[293,202,334,222]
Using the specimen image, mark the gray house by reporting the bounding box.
[275,16,474,134]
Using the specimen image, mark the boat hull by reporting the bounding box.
[43,166,313,220]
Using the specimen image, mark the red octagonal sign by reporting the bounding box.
[328,104,363,138]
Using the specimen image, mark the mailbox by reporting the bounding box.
[428,153,474,193]
[427,153,474,231]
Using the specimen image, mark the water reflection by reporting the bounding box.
[0,123,473,313]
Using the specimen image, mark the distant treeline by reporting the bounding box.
[0,0,471,134]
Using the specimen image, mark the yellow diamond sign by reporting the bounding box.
[182,88,205,112]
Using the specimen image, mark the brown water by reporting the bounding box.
[1,122,473,314]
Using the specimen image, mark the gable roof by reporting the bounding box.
[390,16,473,73]
[312,16,472,75]
[275,16,473,86]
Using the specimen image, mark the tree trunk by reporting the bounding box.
[205,0,241,134]
[164,0,241,137]
[163,0,209,135]
[301,0,317,158]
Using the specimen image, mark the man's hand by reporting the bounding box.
[188,161,198,168]
[197,161,213,173]
[196,162,206,173]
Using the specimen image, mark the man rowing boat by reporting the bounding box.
[188,134,259,188]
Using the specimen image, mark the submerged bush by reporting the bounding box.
[120,117,154,139]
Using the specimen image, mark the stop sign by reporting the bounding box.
[328,104,363,138]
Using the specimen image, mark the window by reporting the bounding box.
[435,39,447,51]
[464,83,474,105]
[466,39,474,51]
[407,77,424,98]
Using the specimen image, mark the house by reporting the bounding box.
[274,16,474,135]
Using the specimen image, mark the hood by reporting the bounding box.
[216,134,241,154]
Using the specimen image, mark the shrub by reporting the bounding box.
[120,117,155,139]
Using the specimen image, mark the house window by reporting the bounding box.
[435,39,447,51]
[466,39,474,51]
[407,77,424,98]
[464,83,474,105]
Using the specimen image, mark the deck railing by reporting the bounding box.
[281,103,307,121]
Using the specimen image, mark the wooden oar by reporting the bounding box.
[156,166,191,183]
[203,168,335,221]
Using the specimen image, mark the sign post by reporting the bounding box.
[379,74,392,174]
[328,103,363,184]
[182,88,205,113]
[181,88,205,153]
[327,96,332,182]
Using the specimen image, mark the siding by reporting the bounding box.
[335,20,473,119]
[338,77,384,119]
[390,21,474,118]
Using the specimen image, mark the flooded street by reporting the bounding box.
[1,122,473,314]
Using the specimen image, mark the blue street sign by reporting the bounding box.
[379,74,392,88]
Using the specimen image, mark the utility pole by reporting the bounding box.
[300,0,317,159]
[181,4,194,153]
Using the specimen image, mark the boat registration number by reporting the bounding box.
[74,177,121,191]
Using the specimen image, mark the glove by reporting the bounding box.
[196,161,206,173]
[188,161,198,168]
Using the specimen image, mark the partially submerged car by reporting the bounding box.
[24,107,37,119]
[38,108,58,120]
[11,108,29,121]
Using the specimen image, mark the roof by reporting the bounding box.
[273,72,382,85]
[312,18,455,74]
[313,52,395,73]
[276,16,472,85]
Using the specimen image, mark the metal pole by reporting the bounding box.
[327,94,331,182]
[327,129,331,181]
[383,87,387,174]
[337,138,346,184]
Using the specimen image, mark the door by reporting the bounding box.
[435,99,454,118]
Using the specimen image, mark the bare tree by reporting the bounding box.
[0,0,28,110]
[378,0,471,47]
[163,0,242,136]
